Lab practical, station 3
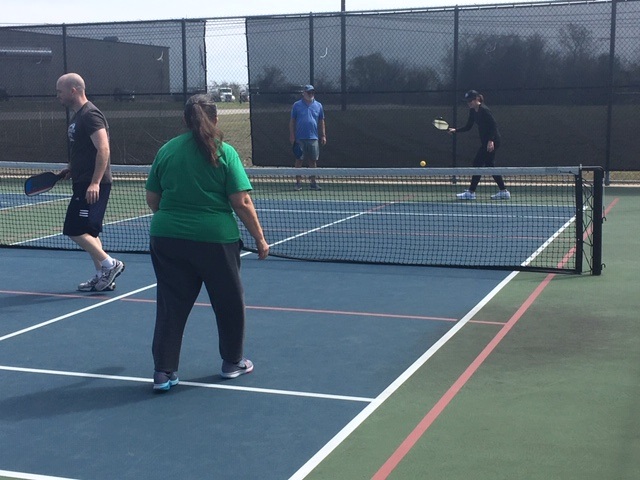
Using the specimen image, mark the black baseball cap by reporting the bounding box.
[464,90,480,101]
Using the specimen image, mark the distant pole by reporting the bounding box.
[309,13,314,85]
[604,0,617,185]
[341,0,347,111]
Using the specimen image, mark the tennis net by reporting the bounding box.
[0,162,604,274]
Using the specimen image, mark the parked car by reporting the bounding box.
[0,88,8,101]
[113,88,135,102]
[216,87,235,102]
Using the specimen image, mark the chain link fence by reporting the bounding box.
[0,19,242,165]
[247,0,640,176]
[0,1,639,177]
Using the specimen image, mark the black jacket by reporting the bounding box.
[456,104,501,147]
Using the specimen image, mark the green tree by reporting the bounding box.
[253,66,289,92]
[347,52,439,92]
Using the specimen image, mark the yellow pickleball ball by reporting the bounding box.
[420,160,427,167]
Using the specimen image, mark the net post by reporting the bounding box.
[591,167,604,276]
[574,169,584,274]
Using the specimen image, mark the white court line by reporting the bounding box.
[0,195,67,212]
[10,213,153,246]
[0,470,79,480]
[0,255,373,405]
[520,216,576,267]
[0,365,373,403]
[265,202,403,248]
[288,216,578,479]
[257,206,575,221]
[0,247,250,342]
[0,245,350,345]
[0,284,157,342]
[288,270,520,480]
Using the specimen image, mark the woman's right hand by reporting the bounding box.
[255,238,269,260]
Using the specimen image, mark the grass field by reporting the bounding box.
[0,97,251,165]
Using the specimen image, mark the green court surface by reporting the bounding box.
[303,186,640,480]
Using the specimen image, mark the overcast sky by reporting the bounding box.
[1,0,553,85]
[2,0,541,25]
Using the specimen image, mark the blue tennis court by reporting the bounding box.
[0,246,513,480]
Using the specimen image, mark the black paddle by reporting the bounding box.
[24,171,66,196]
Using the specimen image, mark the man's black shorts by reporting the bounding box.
[63,182,112,237]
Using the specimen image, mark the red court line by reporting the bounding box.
[371,197,618,479]
[371,274,554,480]
[0,290,112,300]
[245,305,459,323]
[0,289,459,323]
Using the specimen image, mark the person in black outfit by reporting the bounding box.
[448,90,510,200]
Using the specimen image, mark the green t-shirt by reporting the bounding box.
[145,133,252,243]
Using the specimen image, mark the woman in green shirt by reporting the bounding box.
[146,93,269,391]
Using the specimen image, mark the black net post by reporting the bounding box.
[575,169,584,274]
[591,167,605,275]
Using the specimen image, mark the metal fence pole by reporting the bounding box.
[62,24,71,164]
[604,0,618,185]
[181,20,188,102]
[451,7,459,171]
[309,13,314,86]
[341,9,347,112]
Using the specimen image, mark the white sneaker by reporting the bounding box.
[491,190,511,200]
[94,260,125,292]
[456,190,476,200]
[78,276,116,292]
[77,276,99,292]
